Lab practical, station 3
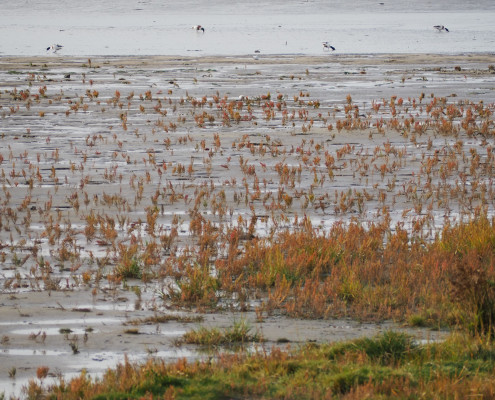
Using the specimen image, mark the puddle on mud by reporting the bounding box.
[0,318,121,327]
[9,327,98,336]
[2,348,68,356]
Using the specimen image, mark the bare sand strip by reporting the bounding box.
[1,53,495,69]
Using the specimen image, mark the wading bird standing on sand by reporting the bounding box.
[323,42,336,51]
[47,44,63,53]
[433,25,449,32]
[192,25,205,32]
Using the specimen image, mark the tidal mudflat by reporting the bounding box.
[0,54,494,396]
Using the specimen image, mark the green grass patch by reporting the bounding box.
[179,319,263,346]
[36,331,495,399]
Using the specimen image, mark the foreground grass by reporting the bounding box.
[25,331,495,399]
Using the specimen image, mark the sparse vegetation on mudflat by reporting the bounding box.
[1,54,495,397]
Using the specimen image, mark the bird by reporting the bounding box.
[323,42,336,51]
[47,44,63,53]
[192,25,205,32]
[433,25,449,32]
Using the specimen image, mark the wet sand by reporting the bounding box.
[1,53,494,396]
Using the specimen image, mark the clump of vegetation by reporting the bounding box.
[179,319,263,346]
[212,215,493,333]
[125,314,203,326]
[326,330,416,365]
[124,328,140,335]
[165,263,220,308]
[435,216,495,337]
[152,214,495,337]
[114,257,142,280]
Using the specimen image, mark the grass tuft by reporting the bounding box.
[180,319,263,346]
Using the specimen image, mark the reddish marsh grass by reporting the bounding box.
[166,213,495,332]
[434,216,495,336]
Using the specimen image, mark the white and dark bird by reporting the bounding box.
[433,25,449,32]
[192,25,205,32]
[323,42,336,51]
[47,44,63,53]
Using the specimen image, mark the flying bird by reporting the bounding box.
[433,25,449,32]
[192,25,205,32]
[47,44,63,53]
[323,42,336,51]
